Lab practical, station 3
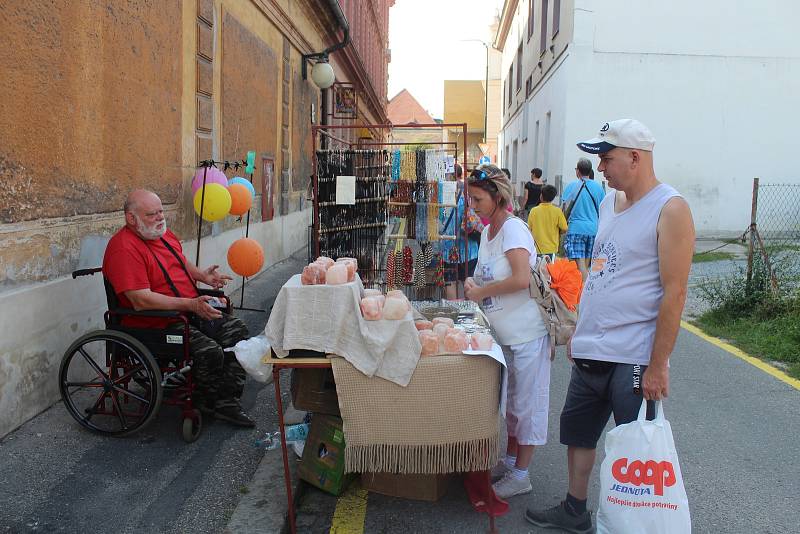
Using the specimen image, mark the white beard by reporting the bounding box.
[135,215,167,240]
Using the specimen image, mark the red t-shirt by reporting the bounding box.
[102,227,199,328]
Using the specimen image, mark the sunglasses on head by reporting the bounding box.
[469,169,489,181]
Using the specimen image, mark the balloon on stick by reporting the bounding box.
[227,238,264,277]
[191,167,228,194]
[228,177,256,200]
[228,183,253,216]
[193,183,231,222]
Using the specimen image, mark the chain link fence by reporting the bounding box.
[749,180,800,293]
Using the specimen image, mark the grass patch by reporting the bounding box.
[692,251,736,263]
[695,254,800,379]
[695,308,800,379]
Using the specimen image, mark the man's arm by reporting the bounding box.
[125,289,222,320]
[186,261,232,289]
[643,197,695,400]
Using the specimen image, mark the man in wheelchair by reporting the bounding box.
[102,189,255,427]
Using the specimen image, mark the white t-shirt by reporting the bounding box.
[475,217,548,345]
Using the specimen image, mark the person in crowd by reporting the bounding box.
[442,164,481,298]
[521,168,545,220]
[561,158,605,282]
[103,189,255,427]
[525,119,694,532]
[528,184,568,261]
[463,164,552,500]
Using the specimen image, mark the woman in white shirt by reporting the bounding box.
[464,164,552,501]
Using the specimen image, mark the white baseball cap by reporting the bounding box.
[577,119,655,154]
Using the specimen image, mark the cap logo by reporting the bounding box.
[600,122,610,132]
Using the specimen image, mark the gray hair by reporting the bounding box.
[577,157,593,177]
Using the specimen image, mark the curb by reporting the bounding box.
[223,447,303,534]
[681,321,800,391]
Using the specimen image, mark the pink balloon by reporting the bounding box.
[191,167,228,194]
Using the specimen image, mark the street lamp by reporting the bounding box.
[460,39,489,145]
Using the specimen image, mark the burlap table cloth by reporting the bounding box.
[264,274,422,386]
[331,354,501,474]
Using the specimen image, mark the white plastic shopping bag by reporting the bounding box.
[225,335,273,383]
[597,400,691,534]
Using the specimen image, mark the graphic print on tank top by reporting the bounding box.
[585,239,621,295]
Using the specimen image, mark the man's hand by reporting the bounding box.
[642,364,669,400]
[191,295,223,320]
[201,265,232,289]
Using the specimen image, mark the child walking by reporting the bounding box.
[527,185,568,260]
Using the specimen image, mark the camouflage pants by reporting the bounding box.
[166,313,249,409]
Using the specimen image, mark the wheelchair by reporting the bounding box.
[59,267,231,443]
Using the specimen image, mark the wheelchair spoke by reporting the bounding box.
[81,391,109,423]
[109,389,128,430]
[65,380,104,389]
[111,363,146,386]
[78,347,110,381]
[111,384,150,405]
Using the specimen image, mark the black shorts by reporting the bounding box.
[559,360,655,449]
[444,258,477,283]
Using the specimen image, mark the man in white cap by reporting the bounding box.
[525,119,695,533]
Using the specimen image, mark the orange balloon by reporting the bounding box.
[227,238,264,277]
[228,183,253,216]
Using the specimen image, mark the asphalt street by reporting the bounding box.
[2,249,798,533]
[293,328,800,533]
[0,249,308,534]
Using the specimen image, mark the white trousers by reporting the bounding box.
[502,334,552,446]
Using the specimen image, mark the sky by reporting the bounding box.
[388,0,505,119]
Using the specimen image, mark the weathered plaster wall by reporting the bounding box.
[0,1,183,224]
[0,0,339,438]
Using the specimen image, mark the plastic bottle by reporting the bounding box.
[284,423,309,442]
[254,431,281,450]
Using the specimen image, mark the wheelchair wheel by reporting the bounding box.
[181,409,203,443]
[59,330,163,437]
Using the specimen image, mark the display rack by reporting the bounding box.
[310,123,469,300]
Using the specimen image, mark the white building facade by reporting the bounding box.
[495,0,800,235]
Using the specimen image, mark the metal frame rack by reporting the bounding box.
[310,123,469,299]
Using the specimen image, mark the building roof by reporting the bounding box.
[387,89,436,125]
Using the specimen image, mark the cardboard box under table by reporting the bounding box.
[330,353,501,500]
[298,414,355,495]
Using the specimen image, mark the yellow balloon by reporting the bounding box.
[193,183,231,222]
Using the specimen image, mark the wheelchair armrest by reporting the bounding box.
[72,267,102,279]
[109,307,184,319]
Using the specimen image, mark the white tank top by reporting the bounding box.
[571,183,682,365]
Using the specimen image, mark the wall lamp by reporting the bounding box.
[302,52,336,89]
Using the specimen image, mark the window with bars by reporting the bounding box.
[516,42,523,91]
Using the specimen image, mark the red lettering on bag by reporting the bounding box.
[611,458,676,496]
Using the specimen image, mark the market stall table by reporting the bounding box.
[263,351,503,534]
